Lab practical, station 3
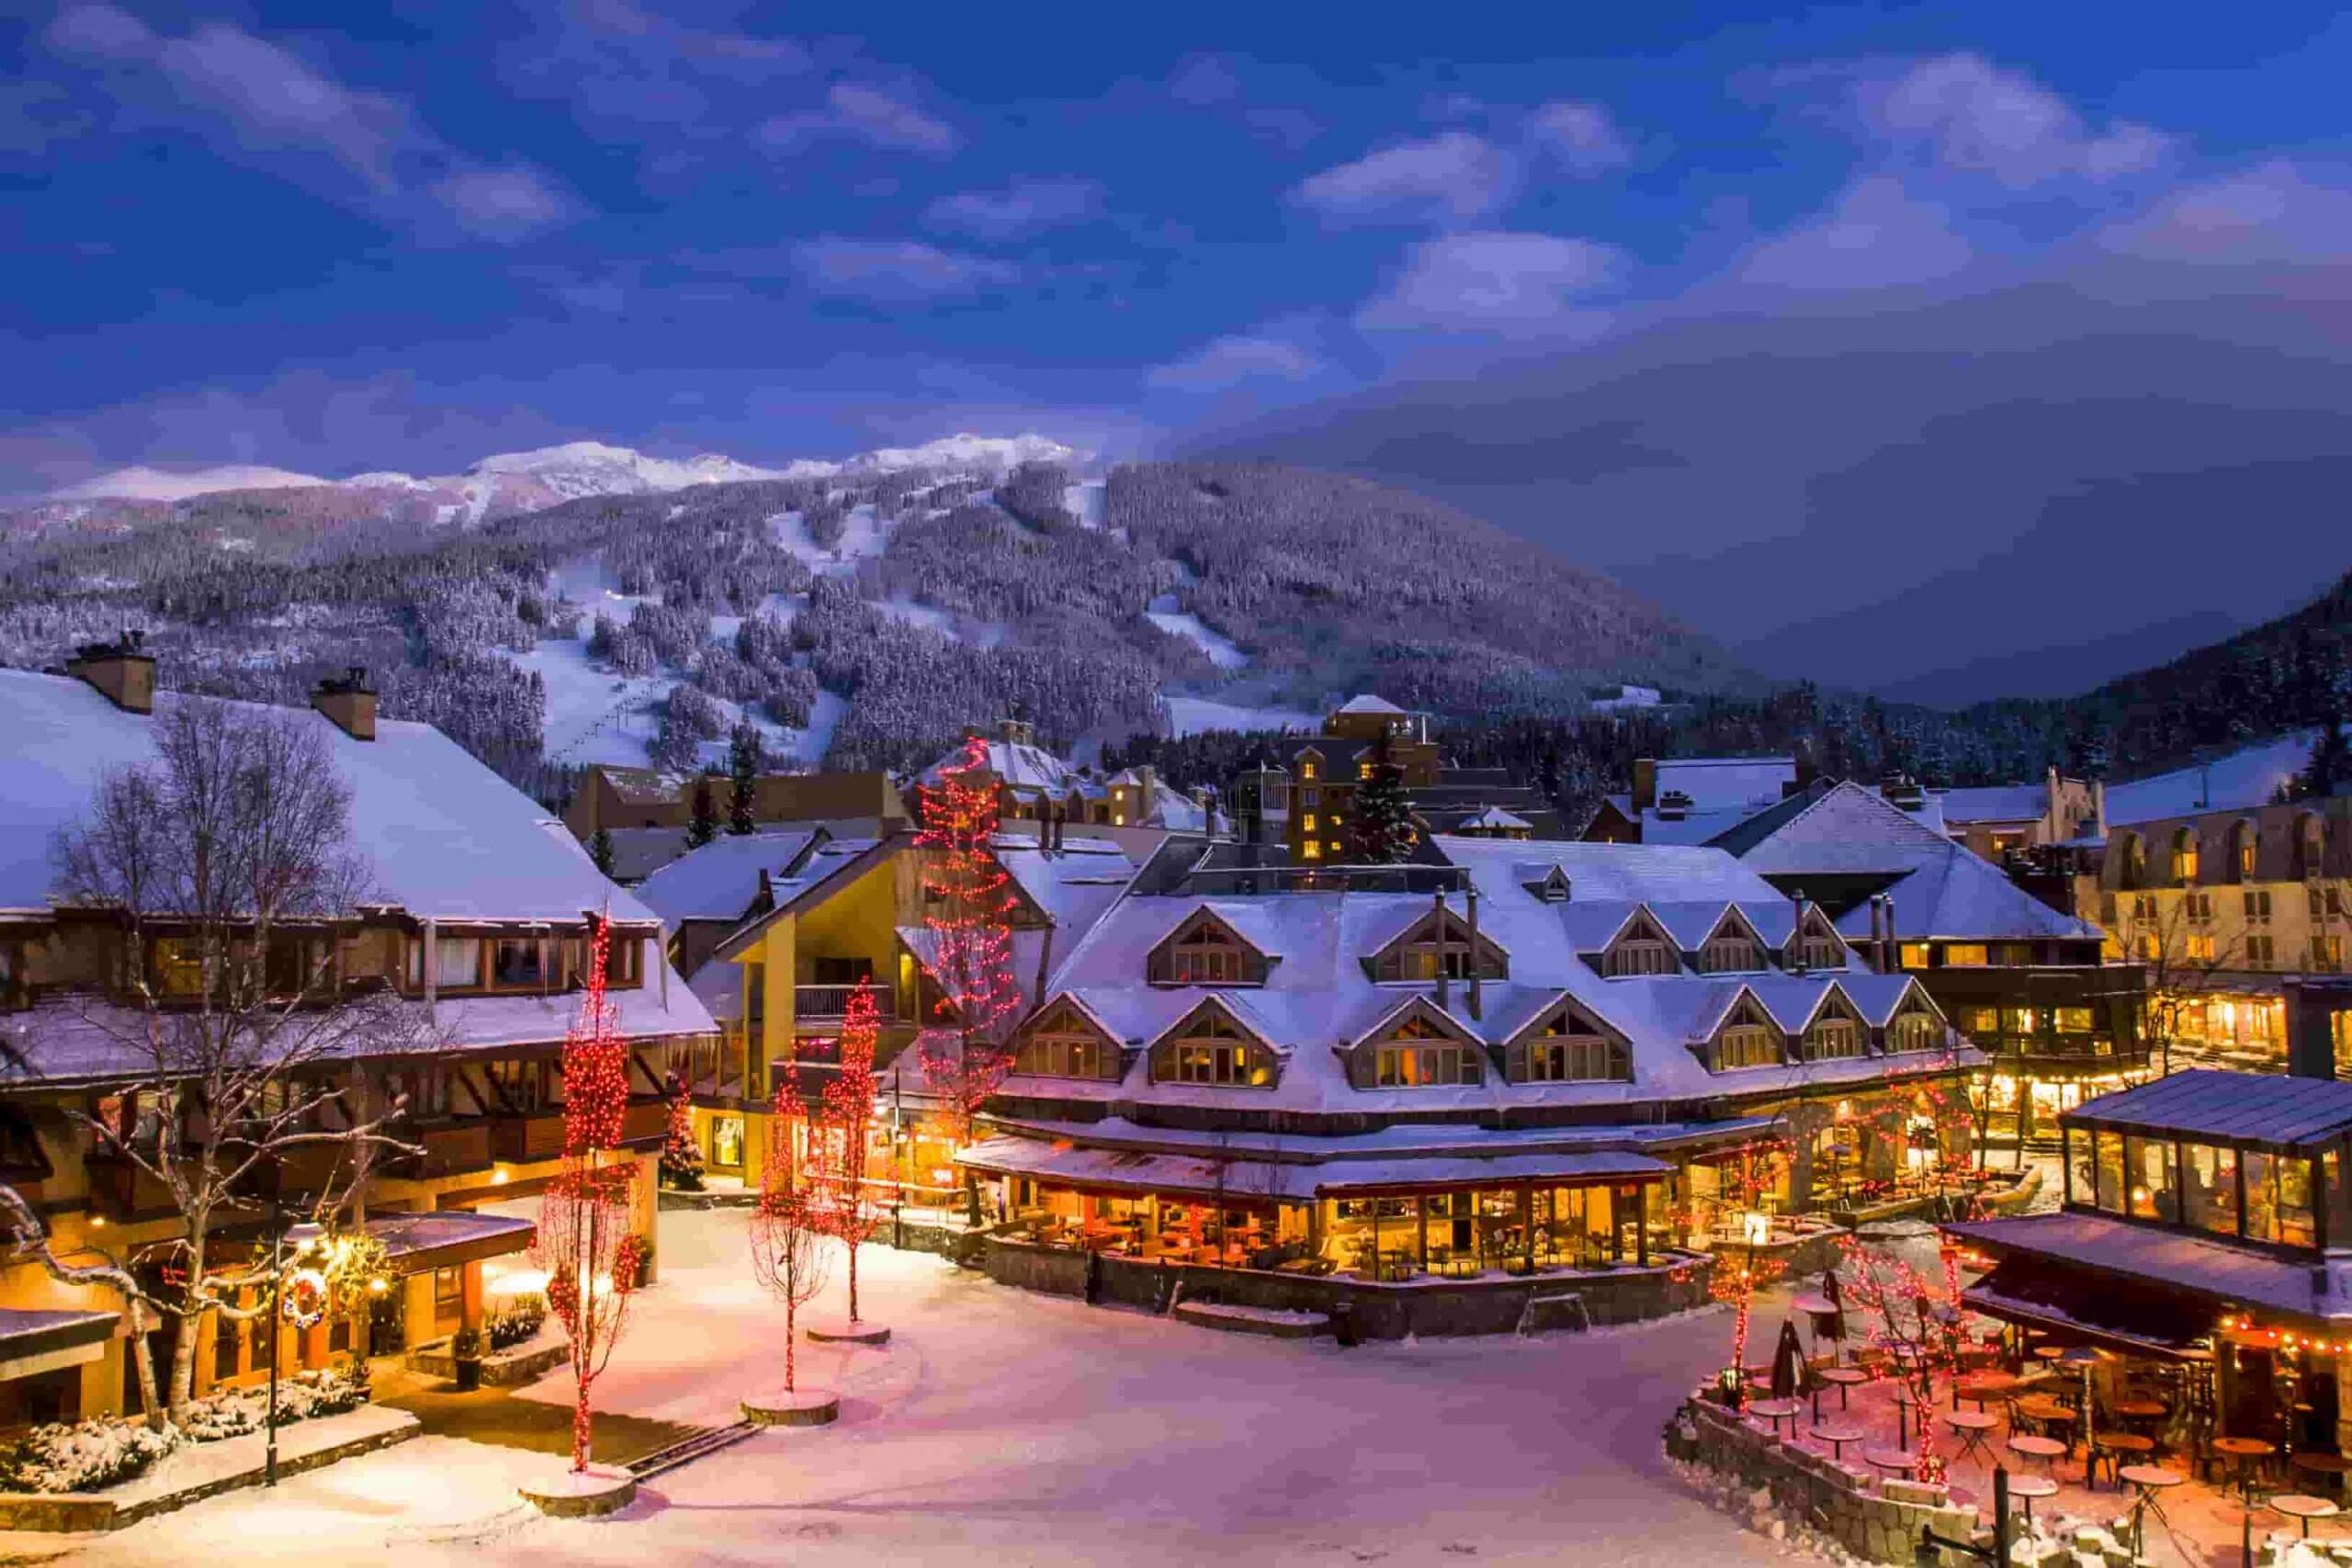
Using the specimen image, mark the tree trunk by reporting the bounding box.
[125,1300,165,1433]
[786,1298,797,1393]
[847,1235,860,1324]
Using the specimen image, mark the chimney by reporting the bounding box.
[2092,780,2109,840]
[312,666,379,740]
[1868,894,1885,970]
[2045,765,2061,831]
[1432,888,1451,1012]
[1656,789,1692,823]
[66,629,154,715]
[1633,759,1658,811]
[1466,883,1483,1022]
[1790,887,1810,974]
[1883,896,1898,975]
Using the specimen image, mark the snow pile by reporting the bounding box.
[1177,1301,1328,1327]
[1668,1455,1867,1564]
[466,441,781,499]
[177,1363,372,1442]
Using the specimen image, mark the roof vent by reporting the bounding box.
[1882,773,1926,811]
[1656,788,1693,822]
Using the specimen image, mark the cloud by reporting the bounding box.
[1529,101,1632,174]
[2100,160,2352,266]
[1147,333,1325,390]
[499,0,812,134]
[761,82,956,155]
[1736,175,1973,290]
[924,177,1103,241]
[43,8,575,240]
[1862,54,2175,187]
[795,238,1019,301]
[1294,131,1512,226]
[1356,231,1626,333]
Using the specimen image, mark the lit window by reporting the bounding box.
[1374,1021,1482,1086]
[2186,933,2216,963]
[1301,840,1321,861]
[1524,1019,1626,1081]
[2317,935,2346,973]
[1155,916,1261,985]
[1372,910,1504,983]
[1165,1012,1266,1085]
[1801,1018,1861,1061]
[1016,1007,1108,1078]
[2171,830,2199,886]
[1886,1013,1941,1053]
[1717,1023,1779,1069]
[1942,943,1989,967]
[1897,942,1930,969]
[2054,1008,2094,1033]
[1302,814,1317,833]
[1299,760,1317,782]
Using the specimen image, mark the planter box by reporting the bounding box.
[408,1333,569,1388]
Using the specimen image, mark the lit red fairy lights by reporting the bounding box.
[811,977,883,1323]
[913,737,1023,1160]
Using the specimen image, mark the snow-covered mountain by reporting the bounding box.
[44,433,1085,513]
[50,464,330,502]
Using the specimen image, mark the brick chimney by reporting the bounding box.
[66,630,155,714]
[312,666,379,740]
[1633,758,1658,811]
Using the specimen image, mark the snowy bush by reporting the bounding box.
[0,1417,180,1494]
[488,1293,548,1350]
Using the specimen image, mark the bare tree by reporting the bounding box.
[2106,890,2246,1074]
[11,699,431,1423]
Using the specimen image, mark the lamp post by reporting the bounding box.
[266,1153,283,1488]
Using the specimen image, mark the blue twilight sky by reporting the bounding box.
[6,1,2352,495]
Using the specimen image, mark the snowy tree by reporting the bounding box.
[658,1069,704,1192]
[686,774,718,850]
[1351,740,1416,863]
[727,723,763,836]
[588,826,616,878]
[812,980,882,1325]
[748,1068,830,1393]
[27,699,433,1424]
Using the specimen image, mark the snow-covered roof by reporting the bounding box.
[1729,783,2099,942]
[0,670,662,928]
[1936,784,2048,826]
[1463,807,1531,830]
[1639,804,1776,846]
[1948,1212,2352,1325]
[633,831,820,925]
[1336,694,1409,716]
[1655,757,1795,812]
[2104,730,2330,827]
[920,737,1080,795]
[1001,831,1974,1120]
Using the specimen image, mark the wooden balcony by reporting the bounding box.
[795,984,896,1022]
[389,1122,492,1181]
[488,1100,668,1164]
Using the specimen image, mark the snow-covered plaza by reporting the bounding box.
[42,1208,1800,1568]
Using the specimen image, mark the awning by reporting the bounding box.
[1307,1151,1669,1198]
[1962,1258,2215,1360]
[286,1210,537,1274]
[960,1137,1290,1203]
[958,1136,1670,1203]
[0,1307,118,1381]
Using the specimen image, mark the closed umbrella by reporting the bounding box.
[1771,1319,1807,1401]
[1821,1268,1847,1344]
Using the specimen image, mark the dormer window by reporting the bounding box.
[1710,998,1782,1070]
[1793,911,1845,969]
[1600,911,1677,977]
[1513,998,1629,1083]
[1148,911,1270,986]
[1014,1001,1116,1079]
[1800,1015,1862,1061]
[1886,1008,1943,1054]
[1698,912,1764,974]
[1374,1015,1484,1086]
[1368,908,1506,983]
[1155,1007,1272,1087]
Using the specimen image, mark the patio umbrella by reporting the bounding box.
[1820,1269,1847,1344]
[1771,1320,1807,1400]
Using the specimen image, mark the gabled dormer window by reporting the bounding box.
[1152,1005,1274,1087]
[1793,910,1846,970]
[1698,911,1764,974]
[1600,910,1677,977]
[1710,998,1782,1070]
[1512,998,1629,1083]
[1799,999,1864,1061]
[1148,910,1269,986]
[1367,908,1506,983]
[1885,1006,1944,1054]
[1013,1000,1118,1079]
[1367,1011,1484,1087]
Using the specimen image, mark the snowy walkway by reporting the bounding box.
[59,1210,1800,1567]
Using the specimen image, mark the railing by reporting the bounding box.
[488,1099,668,1163]
[795,984,895,1021]
[390,1122,492,1181]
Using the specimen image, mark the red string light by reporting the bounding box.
[811,978,882,1322]
[913,737,1023,1148]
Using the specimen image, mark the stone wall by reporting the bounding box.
[981,1236,1714,1337]
[1667,1393,1984,1565]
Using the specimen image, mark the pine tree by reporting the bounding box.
[588,825,616,878]
[727,723,762,836]
[686,773,719,848]
[659,1069,705,1192]
[1351,740,1416,863]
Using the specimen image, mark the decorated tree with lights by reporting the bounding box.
[748,1066,831,1395]
[533,917,648,1472]
[1838,1231,1972,1483]
[812,979,882,1324]
[658,1068,704,1192]
[1708,1143,1792,1407]
[912,738,1024,1222]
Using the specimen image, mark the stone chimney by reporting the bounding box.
[1633,759,1658,811]
[66,630,155,714]
[312,666,379,740]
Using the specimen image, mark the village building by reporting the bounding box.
[952,827,1980,1322]
[917,718,1222,838]
[1944,1043,2352,1458]
[1712,780,2148,1154]
[1936,766,2104,863]
[2067,771,2352,1073]
[0,651,713,1433]
[1584,757,1805,845]
[560,762,906,840]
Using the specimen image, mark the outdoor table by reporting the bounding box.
[2271,1494,2343,1540]
[1812,1424,1864,1463]
[2292,1451,2352,1502]
[2007,1434,2067,1473]
[2031,1345,2068,1366]
[1863,1449,1917,1482]
[1955,1372,2017,1412]
[2213,1436,2278,1500]
[1946,1410,2000,1466]
[2007,1473,2058,1527]
[2117,1463,2183,1557]
[2089,1430,2155,1489]
[2015,1396,2078,1446]
[1748,1398,1804,1438]
[1815,1366,1870,1416]
[2112,1397,2167,1424]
